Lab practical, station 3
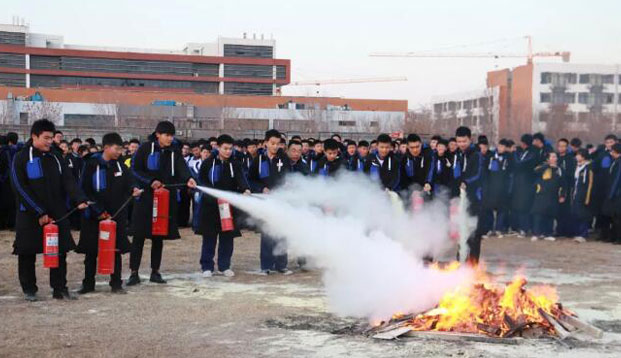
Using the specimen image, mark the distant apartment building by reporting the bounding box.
[0,22,407,140]
[432,62,620,141]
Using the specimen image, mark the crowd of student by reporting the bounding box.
[0,118,620,301]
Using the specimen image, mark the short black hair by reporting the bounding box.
[498,138,510,146]
[265,129,281,141]
[358,140,369,148]
[455,126,471,138]
[437,139,449,147]
[31,119,56,136]
[611,143,621,154]
[324,138,340,151]
[155,121,176,135]
[521,134,533,146]
[576,148,589,159]
[53,130,63,136]
[85,138,96,147]
[406,133,421,144]
[280,137,287,144]
[190,141,200,148]
[448,137,456,143]
[370,140,378,145]
[288,140,302,148]
[331,134,342,140]
[431,135,442,141]
[558,138,569,144]
[605,134,618,142]
[129,138,140,145]
[208,137,218,143]
[6,131,18,144]
[301,139,309,145]
[70,138,82,145]
[217,134,234,146]
[533,132,545,142]
[102,132,123,147]
[570,137,582,148]
[477,135,489,146]
[291,135,302,141]
[377,134,392,144]
[346,140,357,147]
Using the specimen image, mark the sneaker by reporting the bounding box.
[222,269,235,277]
[126,272,141,286]
[150,272,167,284]
[496,232,505,239]
[24,292,38,302]
[278,269,293,276]
[257,269,270,276]
[202,270,213,278]
[111,286,127,294]
[482,234,489,239]
[543,236,556,242]
[530,236,539,242]
[518,231,526,238]
[573,236,586,243]
[77,285,95,295]
[53,288,77,300]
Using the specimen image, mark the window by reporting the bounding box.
[223,64,273,78]
[223,82,273,95]
[223,44,273,58]
[604,93,614,104]
[578,92,589,104]
[19,112,28,125]
[338,121,356,127]
[0,72,25,86]
[370,121,379,127]
[433,103,443,113]
[0,53,25,68]
[567,73,577,84]
[579,74,590,84]
[541,72,551,84]
[30,75,218,93]
[540,93,551,103]
[602,75,614,84]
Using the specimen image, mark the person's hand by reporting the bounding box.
[132,188,144,197]
[187,178,197,189]
[423,183,432,192]
[77,202,89,210]
[243,189,251,196]
[262,187,270,194]
[39,215,51,226]
[151,180,163,190]
[98,212,111,220]
[559,196,566,203]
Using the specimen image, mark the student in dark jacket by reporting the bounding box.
[556,138,576,237]
[197,135,250,278]
[592,134,618,241]
[531,152,566,241]
[286,140,310,175]
[364,134,400,191]
[482,139,513,236]
[511,134,538,236]
[0,132,18,230]
[454,126,485,265]
[127,121,196,286]
[313,138,345,177]
[11,119,89,301]
[426,138,453,195]
[248,129,292,275]
[399,133,431,193]
[76,133,141,294]
[570,149,594,240]
[601,144,621,244]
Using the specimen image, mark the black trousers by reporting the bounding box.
[178,189,191,228]
[83,252,122,289]
[129,235,163,272]
[200,232,234,272]
[18,253,67,294]
[612,215,621,243]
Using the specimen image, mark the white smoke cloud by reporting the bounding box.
[197,172,475,321]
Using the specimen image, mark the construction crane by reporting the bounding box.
[370,36,570,64]
[287,76,408,86]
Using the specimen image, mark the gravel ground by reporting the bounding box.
[1,228,621,357]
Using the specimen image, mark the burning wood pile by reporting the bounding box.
[370,262,603,343]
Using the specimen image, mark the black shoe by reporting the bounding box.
[150,272,167,284]
[24,292,38,302]
[126,273,141,286]
[111,286,127,294]
[53,288,77,300]
[77,285,95,295]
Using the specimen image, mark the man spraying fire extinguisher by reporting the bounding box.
[76,133,143,294]
[11,119,89,301]
[128,121,195,286]
[197,134,250,278]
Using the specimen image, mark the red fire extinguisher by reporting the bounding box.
[43,223,59,268]
[152,187,170,236]
[449,198,460,242]
[411,191,424,213]
[98,219,117,275]
[218,198,234,232]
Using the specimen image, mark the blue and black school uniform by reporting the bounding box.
[11,141,88,295]
[129,137,191,273]
[248,149,291,272]
[531,164,566,237]
[557,152,577,237]
[399,150,431,192]
[363,152,400,191]
[482,151,513,233]
[427,152,453,194]
[592,147,614,240]
[511,147,538,233]
[77,153,134,289]
[570,162,594,238]
[65,152,84,230]
[312,156,345,177]
[197,156,249,272]
[602,156,621,243]
[0,143,18,229]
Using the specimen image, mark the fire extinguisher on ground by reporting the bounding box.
[43,223,59,268]
[218,198,234,232]
[152,187,170,236]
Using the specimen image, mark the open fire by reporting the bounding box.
[372,262,602,341]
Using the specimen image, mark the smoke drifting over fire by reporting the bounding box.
[197,173,476,321]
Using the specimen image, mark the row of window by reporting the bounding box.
[0,53,26,68]
[0,73,25,87]
[223,82,273,96]
[433,96,494,113]
[29,75,219,93]
[223,44,274,59]
[539,92,618,105]
[540,72,617,85]
[0,31,26,46]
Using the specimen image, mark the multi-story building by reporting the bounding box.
[0,22,407,140]
[432,62,621,141]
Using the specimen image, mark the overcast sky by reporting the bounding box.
[4,0,621,108]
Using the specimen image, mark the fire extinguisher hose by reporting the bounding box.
[110,194,138,220]
[53,201,96,224]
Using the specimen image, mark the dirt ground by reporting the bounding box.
[1,228,621,357]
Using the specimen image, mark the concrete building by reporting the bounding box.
[432,62,621,141]
[0,22,407,140]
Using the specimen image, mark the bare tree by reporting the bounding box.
[21,101,62,124]
[0,100,9,125]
